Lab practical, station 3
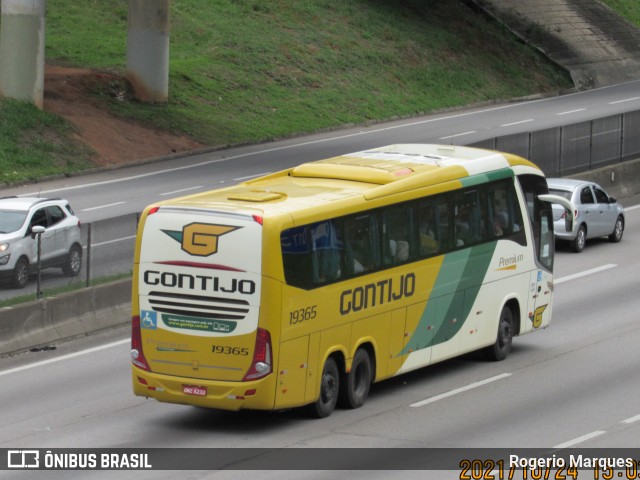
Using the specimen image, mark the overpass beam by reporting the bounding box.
[126,0,170,103]
[0,0,46,109]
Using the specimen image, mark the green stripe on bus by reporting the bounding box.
[459,168,513,188]
[399,241,497,355]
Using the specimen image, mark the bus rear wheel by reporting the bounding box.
[309,357,339,418]
[484,305,513,361]
[339,348,372,409]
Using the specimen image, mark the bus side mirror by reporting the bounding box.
[538,194,575,233]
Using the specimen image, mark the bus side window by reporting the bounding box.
[491,180,526,245]
[489,183,511,238]
[436,199,453,252]
[281,225,313,288]
[382,204,414,266]
[418,199,439,256]
[454,190,481,247]
[344,213,379,274]
[310,220,343,284]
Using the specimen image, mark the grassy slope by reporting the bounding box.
[46,0,572,145]
[5,0,638,184]
[0,100,94,184]
[600,0,640,26]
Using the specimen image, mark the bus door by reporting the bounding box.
[524,200,555,333]
[526,269,552,333]
[519,175,572,334]
[524,191,569,333]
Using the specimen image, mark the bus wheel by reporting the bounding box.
[309,357,339,418]
[339,348,372,409]
[484,305,513,361]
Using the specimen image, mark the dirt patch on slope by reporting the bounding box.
[43,65,204,167]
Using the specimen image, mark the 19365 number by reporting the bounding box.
[289,305,317,325]
[211,345,249,355]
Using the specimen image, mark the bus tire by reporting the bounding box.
[309,357,339,418]
[339,348,372,409]
[484,305,513,361]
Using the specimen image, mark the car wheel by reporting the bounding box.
[608,216,624,243]
[308,357,340,418]
[571,224,586,253]
[62,244,82,276]
[339,348,372,409]
[484,305,514,361]
[12,257,29,289]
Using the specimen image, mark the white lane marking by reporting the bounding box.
[438,131,477,140]
[0,339,129,377]
[557,108,586,115]
[555,264,617,284]
[81,202,126,212]
[624,204,640,211]
[500,119,533,127]
[410,373,512,407]
[234,172,272,181]
[160,186,203,196]
[609,97,640,104]
[621,413,640,424]
[554,431,606,448]
[90,235,137,247]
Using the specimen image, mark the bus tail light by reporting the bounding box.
[243,328,272,381]
[131,315,151,371]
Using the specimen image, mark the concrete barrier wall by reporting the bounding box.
[1,157,639,357]
[0,279,131,356]
[567,157,640,201]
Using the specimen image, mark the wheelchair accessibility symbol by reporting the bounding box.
[141,310,157,329]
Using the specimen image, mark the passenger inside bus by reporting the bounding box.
[418,202,439,255]
[381,204,413,266]
[344,218,369,274]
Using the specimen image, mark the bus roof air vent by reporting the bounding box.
[227,190,285,202]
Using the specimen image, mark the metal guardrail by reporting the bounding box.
[469,110,640,177]
[79,212,138,284]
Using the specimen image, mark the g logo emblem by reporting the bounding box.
[182,223,237,256]
[532,304,548,329]
[163,223,238,256]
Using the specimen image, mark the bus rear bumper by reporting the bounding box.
[132,367,276,411]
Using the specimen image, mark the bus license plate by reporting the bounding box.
[183,385,207,396]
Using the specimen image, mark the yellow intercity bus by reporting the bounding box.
[131,144,573,417]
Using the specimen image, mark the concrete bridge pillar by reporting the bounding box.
[0,0,46,109]
[126,0,170,103]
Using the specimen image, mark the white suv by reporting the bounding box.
[0,197,82,288]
